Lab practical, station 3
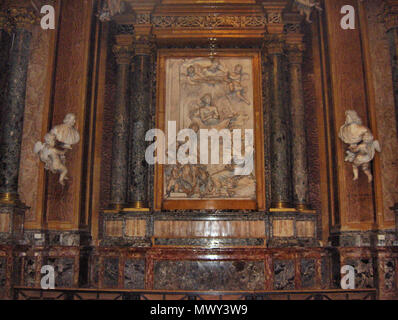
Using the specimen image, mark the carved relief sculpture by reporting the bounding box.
[34,114,80,185]
[339,110,381,183]
[294,0,322,23]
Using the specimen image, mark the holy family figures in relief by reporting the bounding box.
[164,57,257,200]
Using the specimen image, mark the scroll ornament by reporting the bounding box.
[294,0,322,23]
[338,110,381,183]
[34,113,80,186]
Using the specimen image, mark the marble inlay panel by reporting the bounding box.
[104,258,119,288]
[0,214,10,233]
[345,258,374,289]
[274,260,295,290]
[384,259,396,291]
[154,261,264,291]
[0,257,5,288]
[296,221,315,238]
[124,259,145,289]
[125,219,146,237]
[24,257,36,287]
[47,258,74,288]
[273,220,294,237]
[301,259,316,288]
[105,220,123,237]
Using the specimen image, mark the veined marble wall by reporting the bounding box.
[18,25,52,225]
[364,0,398,229]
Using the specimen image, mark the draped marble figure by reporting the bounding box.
[339,110,381,183]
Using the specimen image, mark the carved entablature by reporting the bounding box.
[105,0,309,44]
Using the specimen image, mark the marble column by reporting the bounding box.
[288,46,309,210]
[0,7,36,204]
[0,7,36,243]
[267,39,293,209]
[127,37,154,209]
[110,36,134,210]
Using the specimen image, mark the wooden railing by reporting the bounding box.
[13,287,377,300]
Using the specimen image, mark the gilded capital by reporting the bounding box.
[264,35,285,55]
[133,34,156,55]
[0,11,11,33]
[113,34,134,65]
[287,45,305,65]
[384,0,398,31]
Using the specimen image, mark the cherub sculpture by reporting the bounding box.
[339,110,381,183]
[294,0,322,23]
[34,114,80,186]
[98,0,125,22]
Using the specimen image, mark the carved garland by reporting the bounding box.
[151,15,268,29]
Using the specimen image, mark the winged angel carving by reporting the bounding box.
[34,114,80,186]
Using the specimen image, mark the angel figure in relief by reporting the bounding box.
[338,110,381,183]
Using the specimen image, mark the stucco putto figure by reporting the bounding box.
[339,110,381,183]
[34,114,80,185]
[294,0,322,23]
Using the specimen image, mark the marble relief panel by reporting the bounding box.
[164,57,256,200]
[154,260,264,291]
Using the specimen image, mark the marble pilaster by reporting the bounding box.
[110,35,134,210]
[266,38,293,209]
[384,0,398,136]
[287,46,310,210]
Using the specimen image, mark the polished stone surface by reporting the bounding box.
[111,61,130,206]
[154,260,265,291]
[124,259,145,289]
[104,257,119,288]
[0,29,32,195]
[0,257,5,288]
[345,258,374,289]
[301,259,316,288]
[268,51,292,206]
[128,54,151,205]
[47,257,74,288]
[288,50,309,206]
[274,260,295,290]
